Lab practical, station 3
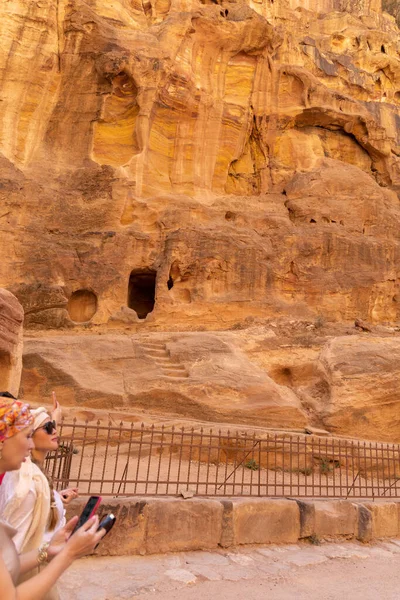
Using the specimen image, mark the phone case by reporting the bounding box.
[72,496,102,534]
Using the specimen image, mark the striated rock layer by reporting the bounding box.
[1,1,400,439]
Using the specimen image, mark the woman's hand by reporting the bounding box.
[63,516,105,560]
[51,390,62,425]
[47,516,79,559]
[60,487,79,505]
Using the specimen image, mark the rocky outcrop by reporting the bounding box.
[318,336,400,441]
[19,325,400,441]
[0,289,24,396]
[21,332,307,429]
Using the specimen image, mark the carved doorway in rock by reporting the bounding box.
[128,269,156,319]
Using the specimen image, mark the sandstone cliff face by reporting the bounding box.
[1,1,400,440]
[0,0,399,329]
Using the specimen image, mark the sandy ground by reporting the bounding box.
[59,539,400,600]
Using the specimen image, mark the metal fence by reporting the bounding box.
[45,420,400,499]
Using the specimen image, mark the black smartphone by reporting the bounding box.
[95,513,116,549]
[72,495,102,534]
[98,513,116,536]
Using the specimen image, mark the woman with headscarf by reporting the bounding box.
[0,404,78,554]
[0,394,105,600]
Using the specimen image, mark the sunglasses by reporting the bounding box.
[37,420,57,435]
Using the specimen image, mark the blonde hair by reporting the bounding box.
[31,458,59,531]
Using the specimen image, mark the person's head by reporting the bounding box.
[30,407,60,531]
[31,407,59,459]
[0,392,34,474]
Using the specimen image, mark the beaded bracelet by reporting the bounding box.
[37,542,50,565]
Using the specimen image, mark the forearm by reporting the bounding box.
[16,550,74,600]
[18,549,43,575]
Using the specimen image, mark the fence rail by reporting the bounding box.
[45,420,400,499]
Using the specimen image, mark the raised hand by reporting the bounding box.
[51,391,62,425]
[60,487,79,505]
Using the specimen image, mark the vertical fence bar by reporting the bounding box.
[205,429,213,496]
[75,419,87,491]
[375,441,380,499]
[121,422,135,496]
[250,431,256,497]
[369,441,374,499]
[297,435,300,497]
[166,426,175,496]
[111,422,123,496]
[215,430,222,495]
[223,431,230,496]
[134,424,144,495]
[304,436,308,497]
[155,425,165,495]
[196,428,203,495]
[241,431,247,496]
[98,421,110,496]
[345,439,350,497]
[387,443,393,497]
[338,439,343,498]
[186,428,195,492]
[233,430,239,496]
[362,441,367,498]
[175,427,185,495]
[145,425,155,495]
[381,442,387,495]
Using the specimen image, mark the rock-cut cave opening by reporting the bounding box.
[128,269,157,319]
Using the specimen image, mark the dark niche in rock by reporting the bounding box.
[128,269,156,319]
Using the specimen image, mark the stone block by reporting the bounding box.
[357,504,373,543]
[220,500,234,548]
[363,502,399,538]
[230,499,300,545]
[313,500,358,539]
[66,498,148,555]
[145,498,223,554]
[296,500,315,538]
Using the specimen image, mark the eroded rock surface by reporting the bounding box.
[0,0,399,329]
[0,289,24,396]
[22,332,307,428]
[20,324,400,441]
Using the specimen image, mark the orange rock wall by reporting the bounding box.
[0,0,399,330]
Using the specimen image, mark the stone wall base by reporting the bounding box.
[67,498,400,556]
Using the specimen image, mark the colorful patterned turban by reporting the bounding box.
[0,395,33,443]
